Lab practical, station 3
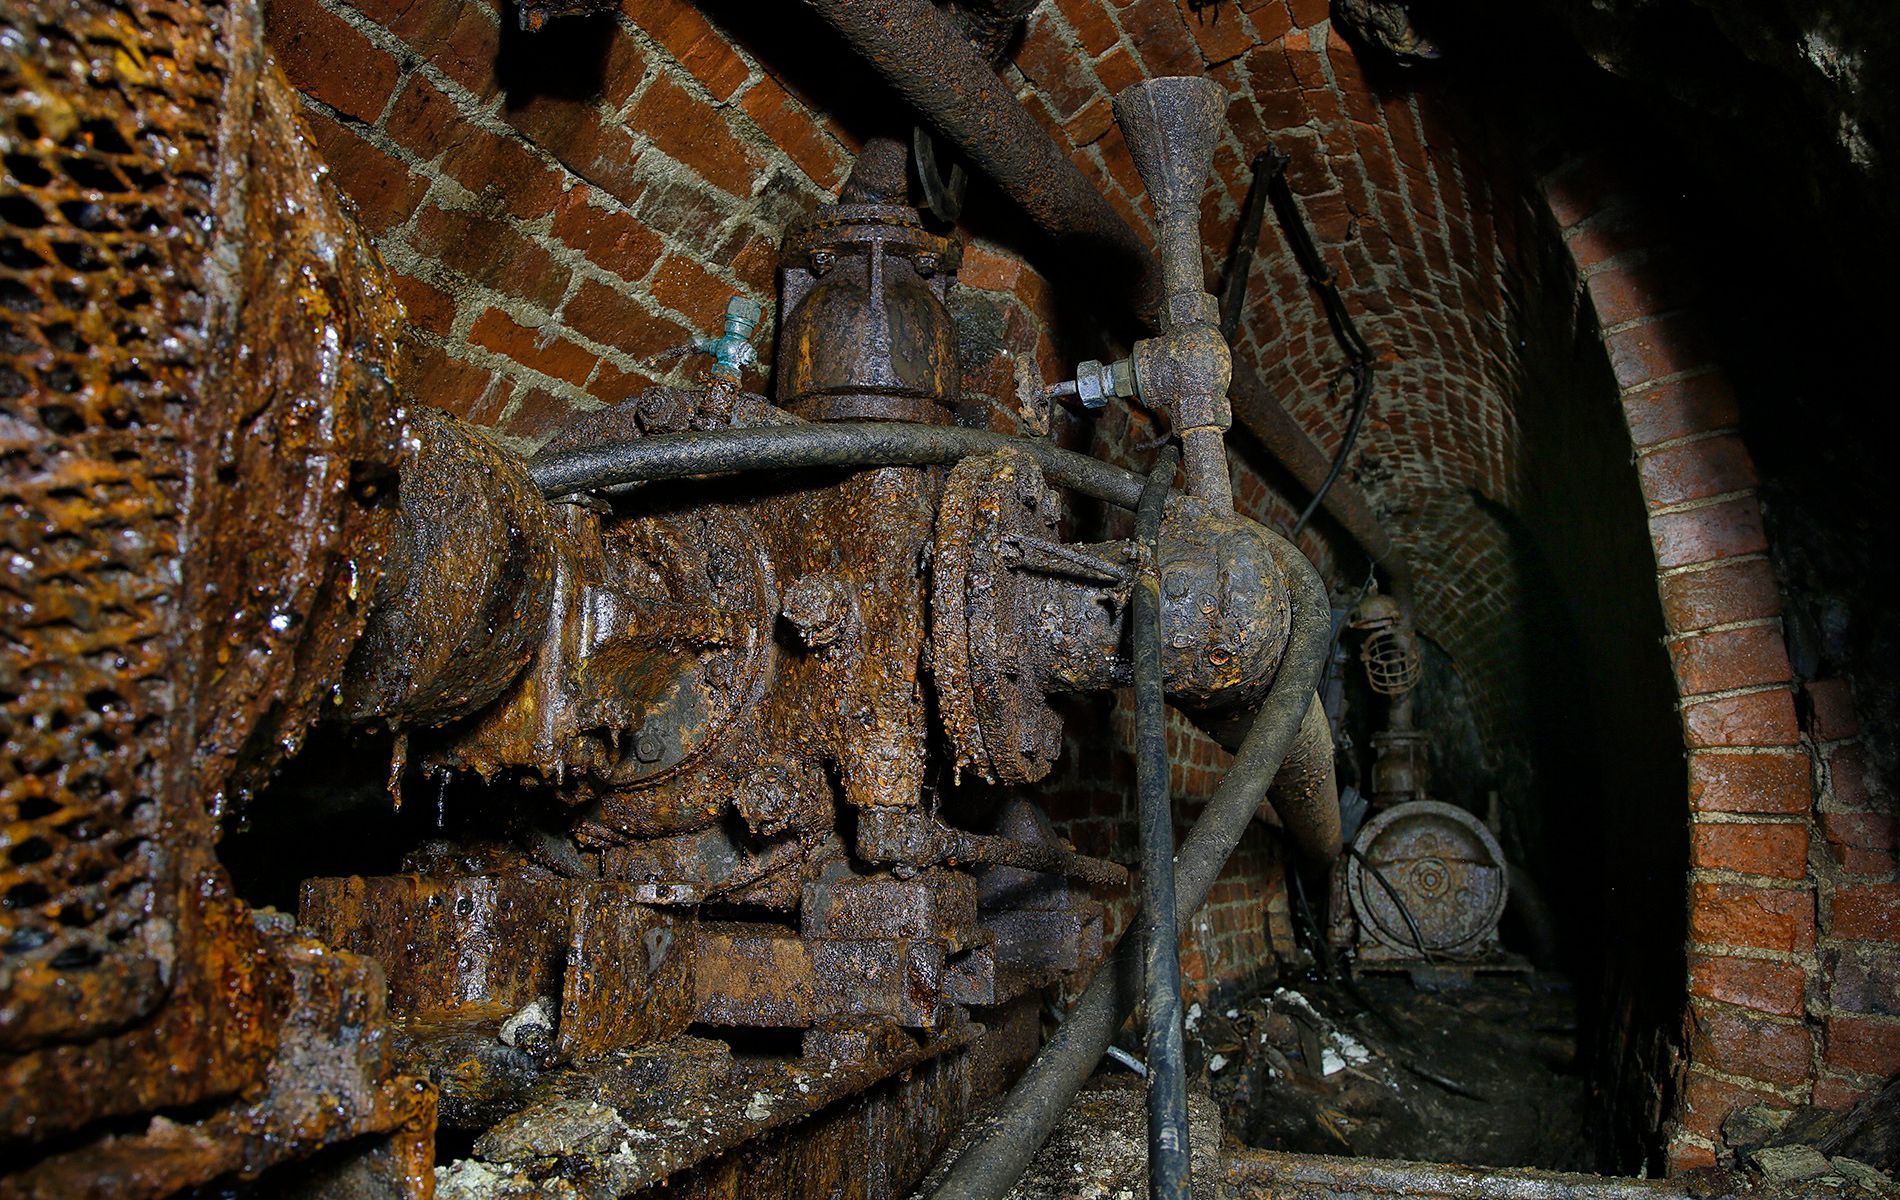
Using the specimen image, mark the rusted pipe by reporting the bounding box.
[799,0,1160,323]
[1132,447,1191,1200]
[1113,76,1236,512]
[1224,1147,1704,1199]
[943,0,1041,61]
[1264,695,1341,860]
[801,0,1404,589]
[530,421,1347,868]
[1196,689,1338,863]
[927,534,1332,1200]
[529,422,1149,507]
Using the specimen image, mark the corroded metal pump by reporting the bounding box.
[0,5,1338,1193]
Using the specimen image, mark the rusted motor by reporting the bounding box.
[1346,800,1507,959]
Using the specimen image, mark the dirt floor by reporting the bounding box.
[1201,970,1591,1169]
[915,972,1900,1198]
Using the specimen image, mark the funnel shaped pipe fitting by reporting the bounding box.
[1112,76,1224,307]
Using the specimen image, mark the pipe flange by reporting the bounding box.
[930,450,1066,785]
[780,203,964,275]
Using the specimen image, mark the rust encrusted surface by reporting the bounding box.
[3,0,417,1185]
[437,1023,975,1200]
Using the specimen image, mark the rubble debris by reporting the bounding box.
[1208,974,1588,1170]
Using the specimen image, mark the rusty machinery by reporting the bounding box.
[1,5,1340,1199]
[1325,589,1512,973]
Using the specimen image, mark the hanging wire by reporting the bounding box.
[1346,843,1434,962]
[1219,145,1379,541]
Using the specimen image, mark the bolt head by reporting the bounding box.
[633,729,664,762]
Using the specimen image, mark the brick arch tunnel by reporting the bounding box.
[3,0,1896,1194]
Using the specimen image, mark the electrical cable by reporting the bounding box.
[1346,843,1434,963]
[1243,144,1376,542]
[1292,359,1372,539]
[1133,446,1190,1200]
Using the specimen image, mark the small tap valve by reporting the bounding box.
[689,296,764,384]
[1047,80,1236,509]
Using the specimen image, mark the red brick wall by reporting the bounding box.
[1545,155,1900,1171]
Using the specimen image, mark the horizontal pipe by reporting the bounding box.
[1225,1148,1701,1199]
[528,422,1147,508]
[800,0,1161,325]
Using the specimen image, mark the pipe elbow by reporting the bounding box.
[1262,693,1340,861]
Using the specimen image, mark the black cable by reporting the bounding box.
[1250,143,1376,542]
[528,422,1147,509]
[1346,843,1433,963]
[1292,358,1372,539]
[1217,151,1277,345]
[1133,446,1190,1200]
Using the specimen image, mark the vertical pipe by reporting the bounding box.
[1133,447,1190,1199]
[1180,429,1234,513]
[928,535,1332,1200]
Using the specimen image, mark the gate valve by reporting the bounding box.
[687,295,764,384]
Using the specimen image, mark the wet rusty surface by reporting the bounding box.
[299,873,695,1063]
[975,803,1108,994]
[693,921,982,1030]
[777,203,962,425]
[930,449,1293,785]
[4,916,435,1200]
[1346,800,1510,962]
[340,409,557,726]
[434,1022,975,1199]
[3,0,241,1058]
[429,439,946,907]
[3,0,416,1188]
[1,51,1311,1195]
